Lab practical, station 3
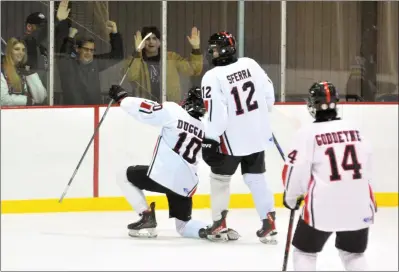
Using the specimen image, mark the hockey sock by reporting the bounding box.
[338,249,368,271]
[243,173,275,220]
[116,170,149,214]
[293,247,317,270]
[175,219,208,238]
[210,172,232,221]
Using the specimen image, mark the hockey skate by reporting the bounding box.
[128,202,158,238]
[199,210,240,242]
[256,211,277,244]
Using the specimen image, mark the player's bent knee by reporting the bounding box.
[338,249,367,271]
[175,218,208,238]
[210,172,232,183]
[116,167,131,187]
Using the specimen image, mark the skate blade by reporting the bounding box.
[207,233,230,242]
[259,232,278,245]
[207,229,240,242]
[226,229,241,241]
[128,228,157,238]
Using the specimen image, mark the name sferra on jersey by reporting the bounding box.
[226,69,252,84]
[177,120,204,139]
[315,130,362,146]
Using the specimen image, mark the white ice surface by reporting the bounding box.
[1,208,398,271]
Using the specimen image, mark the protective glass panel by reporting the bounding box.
[244,1,281,101]
[285,1,398,102]
[165,1,238,103]
[52,1,161,105]
[1,1,50,106]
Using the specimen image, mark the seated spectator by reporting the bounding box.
[1,38,47,106]
[125,26,203,103]
[57,20,124,105]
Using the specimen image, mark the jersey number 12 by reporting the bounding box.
[231,81,258,115]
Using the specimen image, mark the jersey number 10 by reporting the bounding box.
[173,132,202,164]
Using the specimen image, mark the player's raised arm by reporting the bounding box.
[108,84,174,127]
[282,128,313,210]
[201,72,228,141]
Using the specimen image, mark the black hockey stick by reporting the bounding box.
[272,133,285,161]
[271,133,295,271]
[58,32,153,203]
[282,209,296,271]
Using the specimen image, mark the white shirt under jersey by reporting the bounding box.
[282,118,377,232]
[201,57,275,156]
[120,97,204,197]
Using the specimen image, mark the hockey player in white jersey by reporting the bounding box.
[108,85,239,240]
[282,81,377,270]
[200,31,277,243]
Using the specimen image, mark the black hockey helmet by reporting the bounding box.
[307,81,340,121]
[207,31,237,66]
[181,86,206,118]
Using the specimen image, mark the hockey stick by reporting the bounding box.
[282,209,296,271]
[58,32,153,203]
[271,133,294,271]
[272,133,285,161]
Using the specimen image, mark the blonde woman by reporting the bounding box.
[1,37,47,106]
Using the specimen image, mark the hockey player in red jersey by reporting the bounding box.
[108,85,239,241]
[200,31,277,243]
[282,81,377,270]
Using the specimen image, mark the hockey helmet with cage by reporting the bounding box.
[181,86,206,118]
[307,81,340,121]
[207,31,237,66]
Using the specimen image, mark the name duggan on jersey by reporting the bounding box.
[177,119,204,139]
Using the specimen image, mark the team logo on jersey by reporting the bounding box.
[363,216,373,223]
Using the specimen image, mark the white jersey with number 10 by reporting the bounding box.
[120,97,204,198]
[201,57,275,156]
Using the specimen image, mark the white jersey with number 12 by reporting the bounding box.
[201,57,275,156]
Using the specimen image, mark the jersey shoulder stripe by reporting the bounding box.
[139,101,153,114]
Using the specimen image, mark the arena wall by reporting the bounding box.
[1,103,397,213]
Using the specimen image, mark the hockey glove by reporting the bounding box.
[283,192,304,211]
[202,138,225,167]
[109,85,128,104]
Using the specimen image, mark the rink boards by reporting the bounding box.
[1,103,398,213]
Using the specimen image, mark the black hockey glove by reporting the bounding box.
[202,138,225,167]
[283,192,304,211]
[109,85,128,104]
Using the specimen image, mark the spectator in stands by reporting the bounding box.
[57,20,124,105]
[1,38,47,106]
[23,12,48,75]
[23,0,74,86]
[125,26,203,103]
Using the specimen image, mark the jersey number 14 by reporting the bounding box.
[288,144,362,182]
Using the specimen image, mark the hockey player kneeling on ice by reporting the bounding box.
[108,85,239,241]
[282,81,377,271]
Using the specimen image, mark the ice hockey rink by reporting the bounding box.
[1,208,398,271]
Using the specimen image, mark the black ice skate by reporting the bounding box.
[127,202,157,238]
[199,210,240,242]
[256,211,277,244]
